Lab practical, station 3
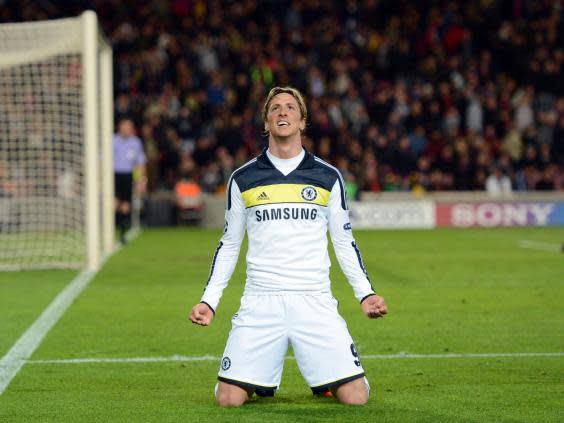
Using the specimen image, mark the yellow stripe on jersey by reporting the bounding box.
[242,184,330,208]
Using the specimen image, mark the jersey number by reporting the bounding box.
[350,343,361,367]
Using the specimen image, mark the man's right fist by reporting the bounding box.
[189,303,214,326]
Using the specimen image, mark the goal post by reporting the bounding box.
[0,11,114,271]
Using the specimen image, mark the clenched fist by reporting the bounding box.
[361,295,388,319]
[189,303,214,326]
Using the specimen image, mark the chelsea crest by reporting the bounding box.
[301,186,317,201]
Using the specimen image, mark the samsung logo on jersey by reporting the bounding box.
[255,207,318,222]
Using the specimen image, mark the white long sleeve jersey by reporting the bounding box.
[200,149,375,312]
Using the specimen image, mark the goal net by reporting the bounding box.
[0,12,114,270]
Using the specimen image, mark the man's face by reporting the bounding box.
[265,93,305,139]
[119,120,135,137]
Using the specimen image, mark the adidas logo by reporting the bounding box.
[256,192,269,201]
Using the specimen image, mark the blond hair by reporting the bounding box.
[262,86,308,128]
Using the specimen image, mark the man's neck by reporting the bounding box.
[268,136,303,159]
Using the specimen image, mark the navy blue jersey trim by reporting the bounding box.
[257,147,315,169]
[200,301,216,315]
[313,157,348,210]
[256,148,274,168]
[204,241,223,290]
[227,177,234,210]
[337,176,347,210]
[310,372,365,394]
[235,168,337,193]
[218,376,278,391]
[234,151,337,193]
[226,158,257,210]
[351,241,371,281]
[360,293,376,304]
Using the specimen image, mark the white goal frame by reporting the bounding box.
[0,11,114,271]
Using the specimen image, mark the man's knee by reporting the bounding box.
[337,390,368,405]
[216,392,246,407]
[333,377,369,405]
[215,382,250,407]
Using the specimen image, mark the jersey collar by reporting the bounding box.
[257,147,315,169]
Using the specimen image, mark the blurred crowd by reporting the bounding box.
[2,0,564,195]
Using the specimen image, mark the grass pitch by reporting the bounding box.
[0,227,563,422]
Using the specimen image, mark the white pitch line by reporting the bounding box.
[518,240,563,253]
[26,351,564,365]
[0,230,140,396]
[362,352,564,359]
[28,355,219,364]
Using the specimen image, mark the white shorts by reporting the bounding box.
[217,294,366,393]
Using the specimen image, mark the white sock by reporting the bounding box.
[364,377,371,398]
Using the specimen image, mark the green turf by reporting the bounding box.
[0,269,76,357]
[0,227,563,422]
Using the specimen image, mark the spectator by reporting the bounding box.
[2,0,562,194]
[174,171,203,225]
[485,165,512,196]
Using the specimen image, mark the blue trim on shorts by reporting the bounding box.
[218,376,278,391]
[310,372,365,394]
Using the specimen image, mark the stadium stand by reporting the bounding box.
[1,0,563,197]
